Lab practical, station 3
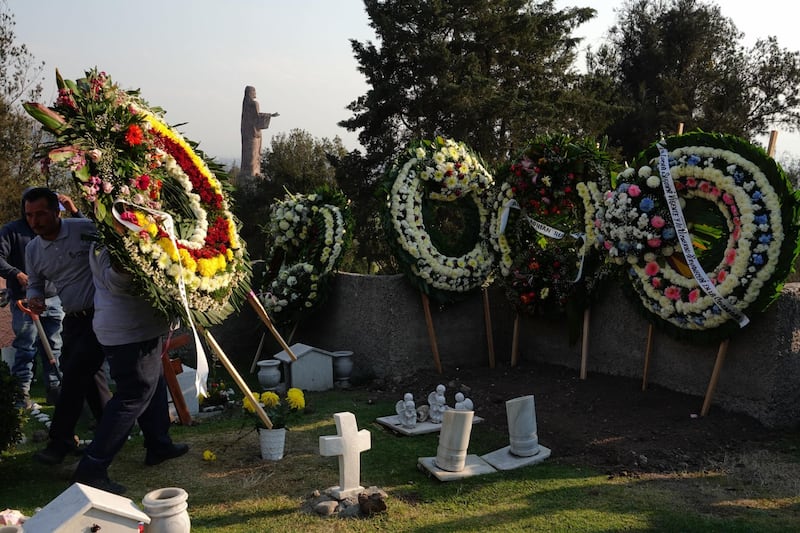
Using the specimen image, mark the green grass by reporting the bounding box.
[2,387,799,532]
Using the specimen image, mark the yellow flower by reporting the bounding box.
[242,396,257,413]
[286,388,305,410]
[261,391,280,408]
[178,248,197,272]
[158,237,179,261]
[202,449,217,461]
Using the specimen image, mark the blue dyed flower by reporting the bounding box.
[733,171,744,185]
[711,305,722,315]
[687,155,701,166]
[662,228,676,239]
[618,183,630,193]
[639,197,655,213]
[751,191,763,201]
[753,254,764,265]
[758,234,772,244]
[693,316,705,326]
[754,215,768,225]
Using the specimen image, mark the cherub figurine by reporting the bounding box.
[454,392,474,411]
[427,384,447,424]
[395,392,417,428]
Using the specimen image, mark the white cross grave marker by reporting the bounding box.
[319,411,371,499]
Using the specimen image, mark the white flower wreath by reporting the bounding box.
[385,138,495,296]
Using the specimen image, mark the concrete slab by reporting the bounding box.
[481,444,552,471]
[375,414,484,436]
[417,455,497,481]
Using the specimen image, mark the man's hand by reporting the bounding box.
[15,271,28,289]
[27,296,45,315]
[57,193,79,215]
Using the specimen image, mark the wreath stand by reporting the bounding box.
[421,288,497,374]
[162,332,192,426]
[511,307,592,378]
[246,290,298,366]
[249,320,300,374]
[640,129,779,417]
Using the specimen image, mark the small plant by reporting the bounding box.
[0,361,24,453]
[243,388,306,429]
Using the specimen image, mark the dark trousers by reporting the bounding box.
[76,337,172,477]
[48,314,110,452]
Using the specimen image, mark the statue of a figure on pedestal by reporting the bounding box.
[240,85,279,178]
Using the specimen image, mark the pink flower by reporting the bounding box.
[651,277,662,289]
[664,286,681,300]
[650,216,665,228]
[644,262,660,276]
[604,241,613,250]
[688,289,700,303]
[717,270,727,283]
[686,177,697,188]
[647,238,662,248]
[628,184,641,197]
[722,193,734,205]
[725,248,736,265]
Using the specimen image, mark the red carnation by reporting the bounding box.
[125,124,144,146]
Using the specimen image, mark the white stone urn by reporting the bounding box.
[259,427,286,460]
[331,350,354,388]
[256,359,282,390]
[142,487,190,533]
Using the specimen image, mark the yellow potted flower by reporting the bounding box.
[243,388,306,460]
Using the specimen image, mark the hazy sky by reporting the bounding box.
[9,0,800,164]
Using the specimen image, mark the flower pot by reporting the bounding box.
[142,487,190,533]
[259,427,286,460]
[256,359,282,390]
[331,350,354,388]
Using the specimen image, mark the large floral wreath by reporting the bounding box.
[258,186,352,325]
[380,137,495,303]
[597,132,800,342]
[25,69,250,327]
[489,135,613,318]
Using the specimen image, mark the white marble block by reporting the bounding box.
[274,342,334,391]
[506,395,539,457]
[22,482,150,532]
[434,409,474,472]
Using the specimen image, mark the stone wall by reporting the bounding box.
[284,273,800,429]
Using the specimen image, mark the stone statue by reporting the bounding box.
[240,85,279,178]
[454,392,474,411]
[395,393,417,429]
[427,384,447,424]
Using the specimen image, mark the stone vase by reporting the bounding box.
[331,350,354,388]
[256,359,282,390]
[259,427,286,460]
[434,409,474,472]
[506,395,540,457]
[142,487,190,533]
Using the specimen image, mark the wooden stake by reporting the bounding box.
[420,292,443,374]
[579,307,590,380]
[511,313,520,367]
[247,290,297,361]
[200,326,273,429]
[249,332,267,374]
[700,338,730,416]
[161,333,193,426]
[642,324,654,391]
[767,130,778,157]
[677,122,684,135]
[482,288,496,369]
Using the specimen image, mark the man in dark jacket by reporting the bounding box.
[0,189,72,408]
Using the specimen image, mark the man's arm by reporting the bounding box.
[24,239,46,312]
[0,226,22,281]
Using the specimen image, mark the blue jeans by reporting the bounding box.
[76,337,173,477]
[11,296,63,401]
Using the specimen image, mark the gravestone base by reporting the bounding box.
[481,444,552,471]
[375,414,483,436]
[417,455,496,481]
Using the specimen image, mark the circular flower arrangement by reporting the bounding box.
[258,186,352,325]
[599,132,800,342]
[489,135,613,316]
[380,137,495,302]
[24,69,250,326]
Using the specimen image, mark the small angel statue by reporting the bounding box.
[395,392,417,428]
[427,384,447,424]
[454,392,474,411]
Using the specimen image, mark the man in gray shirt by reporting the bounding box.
[24,188,111,465]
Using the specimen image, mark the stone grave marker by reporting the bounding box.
[273,342,334,391]
[418,409,496,481]
[481,395,551,470]
[319,411,371,499]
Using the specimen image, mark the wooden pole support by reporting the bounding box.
[701,338,730,416]
[420,292,443,374]
[676,122,684,135]
[247,290,297,361]
[642,324,655,391]
[511,313,520,367]
[767,130,778,157]
[161,333,193,426]
[579,307,590,380]
[249,332,267,374]
[482,288,496,369]
[200,326,273,429]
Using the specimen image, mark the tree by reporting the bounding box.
[232,129,347,259]
[340,0,600,169]
[589,0,800,160]
[0,1,45,222]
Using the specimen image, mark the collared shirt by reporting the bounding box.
[26,218,97,313]
[0,218,59,301]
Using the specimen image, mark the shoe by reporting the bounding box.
[72,475,126,495]
[34,444,69,465]
[145,443,189,466]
